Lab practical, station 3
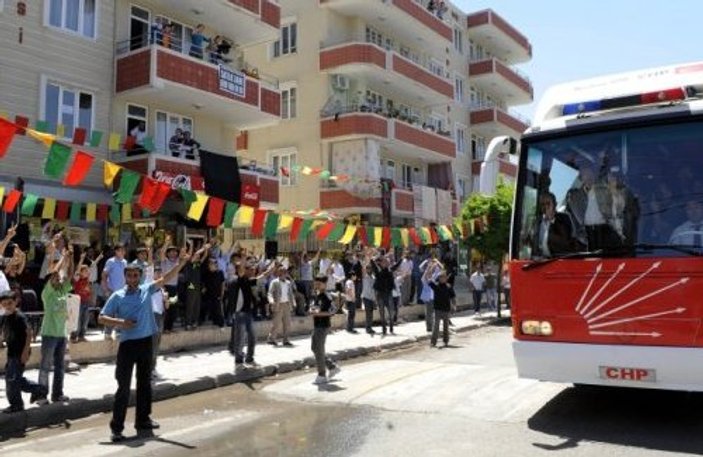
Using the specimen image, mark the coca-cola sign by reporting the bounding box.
[241,183,260,208]
[153,170,204,191]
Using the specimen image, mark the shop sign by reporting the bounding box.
[241,183,260,208]
[153,170,204,191]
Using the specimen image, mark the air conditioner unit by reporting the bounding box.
[332,75,349,91]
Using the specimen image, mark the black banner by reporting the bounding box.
[380,178,393,226]
[199,150,241,203]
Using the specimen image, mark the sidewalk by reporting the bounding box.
[0,308,509,436]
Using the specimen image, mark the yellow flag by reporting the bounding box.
[0,111,8,120]
[0,186,4,202]
[103,162,121,187]
[339,225,357,244]
[27,129,56,148]
[441,225,454,240]
[108,133,121,151]
[42,198,57,219]
[400,228,410,247]
[56,124,65,138]
[86,203,97,222]
[279,214,294,230]
[238,205,254,224]
[187,192,209,220]
[122,203,132,222]
[373,227,383,247]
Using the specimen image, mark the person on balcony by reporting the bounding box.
[182,131,201,161]
[189,24,210,59]
[161,23,173,49]
[169,129,184,158]
[128,121,147,156]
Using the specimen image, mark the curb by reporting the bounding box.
[0,317,497,437]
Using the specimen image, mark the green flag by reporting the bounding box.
[109,204,121,225]
[179,188,196,207]
[327,222,346,242]
[223,202,239,228]
[44,142,72,178]
[114,170,141,204]
[391,228,403,247]
[143,136,155,152]
[70,202,82,223]
[89,130,103,148]
[299,219,315,241]
[20,193,39,216]
[35,120,50,133]
[264,212,279,240]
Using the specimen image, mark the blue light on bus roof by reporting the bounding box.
[562,100,602,115]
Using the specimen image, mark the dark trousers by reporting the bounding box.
[230,311,256,363]
[472,290,483,312]
[375,291,394,334]
[362,297,375,330]
[164,285,178,331]
[110,336,153,434]
[311,327,337,376]
[346,301,356,331]
[201,296,224,327]
[5,358,45,410]
[431,310,450,346]
[185,289,201,327]
[504,288,511,309]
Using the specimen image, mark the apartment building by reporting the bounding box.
[239,0,533,248]
[467,9,533,191]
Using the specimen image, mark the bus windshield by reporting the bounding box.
[514,119,703,260]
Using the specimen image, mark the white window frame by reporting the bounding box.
[365,25,383,48]
[456,174,471,201]
[269,148,298,187]
[455,123,467,155]
[273,21,297,58]
[453,28,463,54]
[454,74,464,103]
[429,58,445,78]
[428,113,446,133]
[280,82,297,120]
[400,163,413,189]
[154,110,194,155]
[39,76,96,140]
[383,159,396,181]
[125,102,148,135]
[154,14,194,55]
[44,0,98,40]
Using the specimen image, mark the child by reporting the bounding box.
[344,273,358,334]
[71,260,93,343]
[1,290,48,413]
[151,267,168,381]
[391,272,403,326]
[361,264,376,334]
[309,275,340,385]
[428,266,456,347]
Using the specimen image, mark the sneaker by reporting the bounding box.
[366,328,376,335]
[267,340,278,346]
[111,431,126,443]
[328,366,341,379]
[35,396,49,406]
[245,360,259,368]
[2,405,24,414]
[346,329,359,334]
[135,419,160,430]
[282,341,294,347]
[78,336,88,342]
[313,375,328,385]
[151,371,164,381]
[52,395,70,403]
[235,363,246,373]
[30,387,48,404]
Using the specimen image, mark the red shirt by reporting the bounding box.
[73,277,92,304]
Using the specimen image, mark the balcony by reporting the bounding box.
[470,107,529,139]
[467,9,532,65]
[319,187,420,216]
[112,151,279,206]
[115,45,281,130]
[471,158,517,178]
[320,0,452,48]
[144,0,280,45]
[320,111,455,162]
[469,58,533,106]
[319,42,453,104]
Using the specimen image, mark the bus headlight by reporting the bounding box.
[521,320,553,336]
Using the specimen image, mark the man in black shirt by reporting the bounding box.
[1,290,48,413]
[425,263,456,347]
[369,252,401,335]
[228,262,264,370]
[310,275,340,385]
[201,258,225,327]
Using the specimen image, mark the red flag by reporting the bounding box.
[56,200,70,220]
[429,227,439,244]
[2,189,22,213]
[316,221,335,240]
[132,202,142,216]
[63,151,94,186]
[381,227,391,249]
[206,197,226,227]
[14,116,28,136]
[97,204,109,222]
[290,217,303,242]
[72,127,87,145]
[137,178,158,212]
[251,209,267,237]
[152,182,171,213]
[407,228,422,246]
[124,135,136,150]
[0,118,17,159]
[357,226,367,246]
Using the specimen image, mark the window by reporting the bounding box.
[42,80,94,138]
[365,89,385,111]
[46,0,97,39]
[401,164,413,189]
[365,26,383,48]
[429,59,445,78]
[155,111,193,155]
[126,103,148,139]
[453,28,463,54]
[456,176,469,201]
[428,114,446,133]
[455,124,466,155]
[281,83,297,120]
[470,135,486,161]
[413,167,424,186]
[454,76,464,103]
[270,149,298,186]
[273,22,297,57]
[383,159,396,180]
[155,15,194,54]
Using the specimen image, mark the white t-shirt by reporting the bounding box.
[151,288,165,314]
[344,279,355,302]
[470,272,486,291]
[279,280,291,303]
[0,269,9,293]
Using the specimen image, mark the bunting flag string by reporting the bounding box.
[63,151,94,186]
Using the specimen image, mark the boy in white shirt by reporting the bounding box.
[151,267,168,381]
[344,273,358,334]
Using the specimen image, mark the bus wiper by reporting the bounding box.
[632,243,703,257]
[522,249,605,271]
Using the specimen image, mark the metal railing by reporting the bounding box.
[469,56,532,84]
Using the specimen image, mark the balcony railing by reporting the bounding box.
[320,104,453,138]
[469,103,531,126]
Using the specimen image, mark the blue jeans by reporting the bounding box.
[231,311,256,363]
[38,336,66,400]
[5,358,46,410]
[472,290,483,312]
[71,303,91,339]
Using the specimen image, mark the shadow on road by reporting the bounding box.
[528,385,703,454]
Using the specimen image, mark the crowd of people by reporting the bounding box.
[149,19,234,67]
[0,222,471,426]
[426,0,449,20]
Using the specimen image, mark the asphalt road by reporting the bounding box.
[3,323,703,456]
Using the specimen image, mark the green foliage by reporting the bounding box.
[459,182,514,264]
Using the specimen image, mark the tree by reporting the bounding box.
[459,181,514,318]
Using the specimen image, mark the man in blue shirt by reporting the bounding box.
[99,247,189,443]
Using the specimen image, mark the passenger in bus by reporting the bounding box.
[642,196,673,245]
[536,192,579,257]
[606,170,639,245]
[669,199,703,247]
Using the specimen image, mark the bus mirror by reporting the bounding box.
[509,138,518,155]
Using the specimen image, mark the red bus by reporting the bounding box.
[509,62,703,390]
